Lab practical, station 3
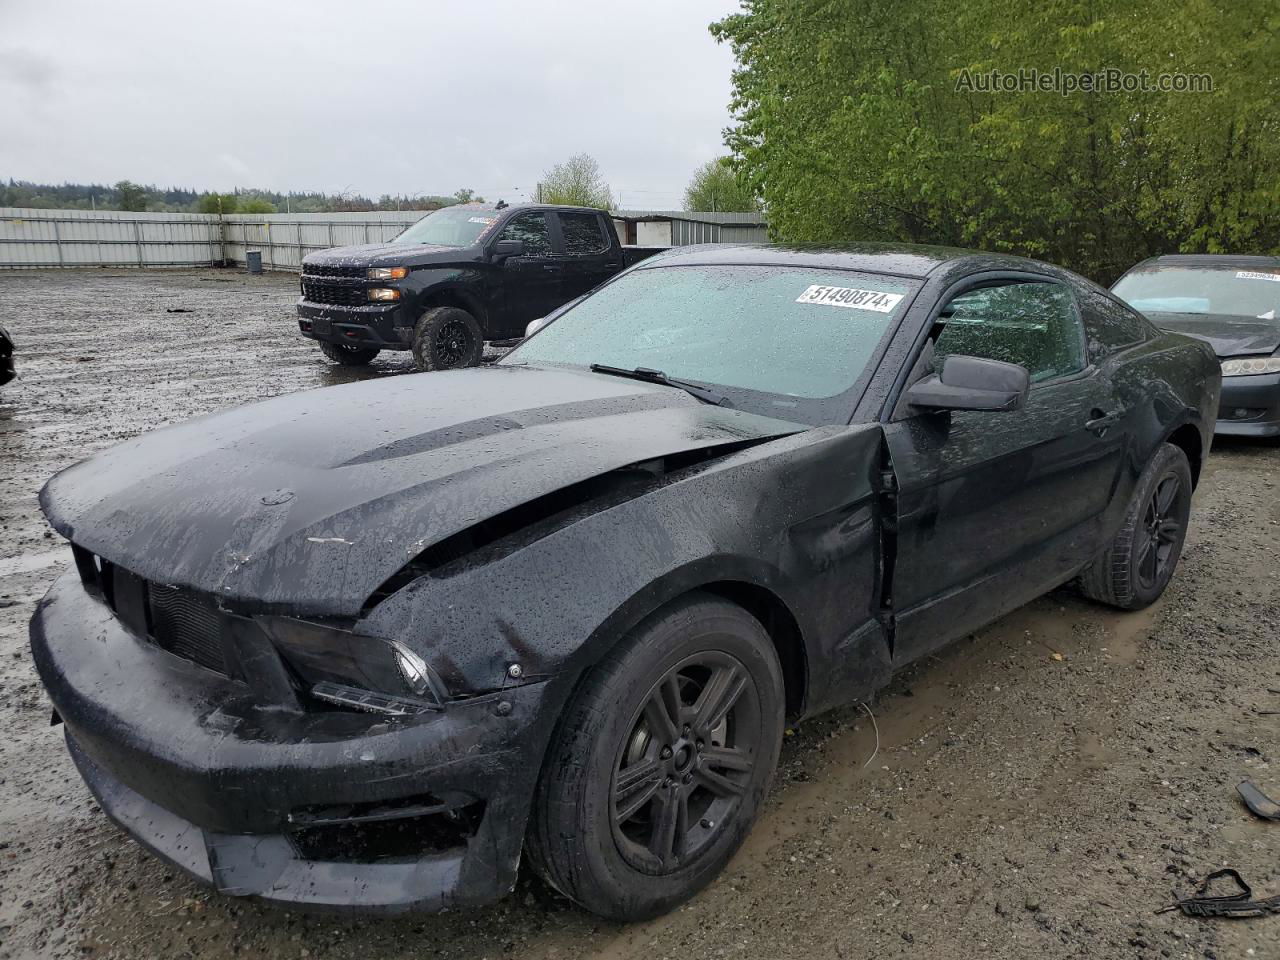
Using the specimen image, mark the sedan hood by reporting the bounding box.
[1146,311,1280,358]
[41,367,803,616]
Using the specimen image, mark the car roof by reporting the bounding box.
[1128,253,1280,271]
[635,242,1049,280]
[451,202,605,216]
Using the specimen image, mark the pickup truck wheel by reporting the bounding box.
[526,593,784,921]
[318,341,379,366]
[412,307,484,371]
[1078,442,1192,610]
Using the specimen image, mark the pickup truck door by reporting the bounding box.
[552,211,624,301]
[884,277,1131,666]
[490,211,565,339]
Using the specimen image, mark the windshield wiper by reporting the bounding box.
[589,363,731,407]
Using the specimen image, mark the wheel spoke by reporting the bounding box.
[693,763,746,798]
[701,744,753,774]
[1137,538,1157,582]
[649,787,687,865]
[642,685,680,744]
[614,759,663,823]
[1157,519,1181,544]
[1155,477,1178,515]
[691,665,746,736]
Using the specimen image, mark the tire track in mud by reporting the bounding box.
[1,270,1277,959]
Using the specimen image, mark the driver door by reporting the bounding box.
[884,277,1131,665]
[491,212,564,339]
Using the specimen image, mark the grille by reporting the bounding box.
[300,278,367,307]
[304,263,365,278]
[149,583,229,675]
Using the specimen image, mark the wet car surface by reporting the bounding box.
[0,269,1277,959]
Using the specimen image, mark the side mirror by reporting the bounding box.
[905,355,1030,413]
[492,238,524,258]
[524,316,550,338]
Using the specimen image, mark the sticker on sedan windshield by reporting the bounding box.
[468,216,497,225]
[1237,271,1280,282]
[795,285,904,313]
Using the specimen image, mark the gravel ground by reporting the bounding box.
[0,268,1277,960]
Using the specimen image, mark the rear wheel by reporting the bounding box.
[411,306,484,372]
[527,594,784,921]
[318,340,379,366]
[1078,442,1192,609]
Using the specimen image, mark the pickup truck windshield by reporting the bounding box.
[504,264,917,424]
[393,208,500,247]
[1114,265,1280,319]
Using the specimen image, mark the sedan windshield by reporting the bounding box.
[1113,265,1280,320]
[503,264,917,423]
[393,208,500,247]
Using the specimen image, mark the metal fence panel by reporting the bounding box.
[1,208,768,270]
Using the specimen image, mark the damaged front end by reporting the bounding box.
[32,557,559,912]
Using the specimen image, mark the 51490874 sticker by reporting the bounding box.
[796,285,904,313]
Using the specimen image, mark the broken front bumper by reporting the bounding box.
[29,568,559,913]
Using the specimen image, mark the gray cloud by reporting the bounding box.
[0,0,742,207]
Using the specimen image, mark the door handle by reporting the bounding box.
[1085,408,1123,436]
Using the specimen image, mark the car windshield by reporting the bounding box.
[502,263,917,424]
[1113,265,1280,320]
[393,208,500,247]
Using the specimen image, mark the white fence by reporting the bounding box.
[0,208,426,271]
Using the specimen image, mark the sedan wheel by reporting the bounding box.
[527,593,784,921]
[1078,441,1192,609]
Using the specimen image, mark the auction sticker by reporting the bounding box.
[796,285,904,313]
[1237,271,1280,282]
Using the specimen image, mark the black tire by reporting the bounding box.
[1078,442,1193,610]
[411,306,484,372]
[318,340,379,366]
[526,593,785,921]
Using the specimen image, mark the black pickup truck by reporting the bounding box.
[297,203,663,371]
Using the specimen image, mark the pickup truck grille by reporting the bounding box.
[300,278,367,307]
[304,263,365,278]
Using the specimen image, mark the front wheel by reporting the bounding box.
[1078,442,1193,610]
[526,594,784,921]
[318,340,379,366]
[411,306,484,372]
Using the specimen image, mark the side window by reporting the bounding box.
[933,280,1086,384]
[559,213,608,254]
[497,213,551,256]
[1081,287,1152,352]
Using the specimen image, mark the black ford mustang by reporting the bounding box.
[31,244,1219,921]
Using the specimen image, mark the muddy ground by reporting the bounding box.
[0,268,1277,960]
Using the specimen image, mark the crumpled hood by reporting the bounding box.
[41,366,802,616]
[1147,312,1280,358]
[302,242,469,269]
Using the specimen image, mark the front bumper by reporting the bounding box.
[296,299,414,351]
[30,569,559,913]
[1215,372,1280,438]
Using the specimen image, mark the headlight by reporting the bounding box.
[367,266,408,281]
[258,616,446,712]
[1221,356,1280,376]
[368,287,402,302]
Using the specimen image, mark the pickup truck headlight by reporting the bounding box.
[368,287,402,302]
[1221,356,1280,376]
[367,266,408,281]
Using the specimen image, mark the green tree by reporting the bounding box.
[115,180,148,211]
[537,154,614,209]
[683,157,758,212]
[451,187,486,204]
[238,196,276,214]
[196,193,239,214]
[712,0,1280,281]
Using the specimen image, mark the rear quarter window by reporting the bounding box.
[1077,285,1152,352]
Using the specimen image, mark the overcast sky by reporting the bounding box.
[0,0,743,208]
